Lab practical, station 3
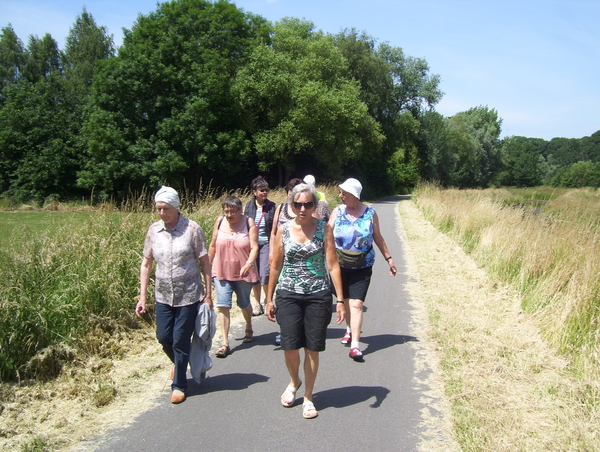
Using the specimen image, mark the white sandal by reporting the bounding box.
[280,381,302,407]
[302,400,318,419]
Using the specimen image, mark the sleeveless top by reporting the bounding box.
[277,202,294,227]
[211,216,259,283]
[278,219,331,294]
[332,205,376,269]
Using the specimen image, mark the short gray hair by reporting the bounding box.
[222,195,242,210]
[288,183,318,206]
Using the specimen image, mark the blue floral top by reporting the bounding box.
[332,205,375,269]
[278,220,331,294]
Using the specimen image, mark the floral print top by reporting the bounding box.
[143,214,208,306]
[332,205,376,269]
[277,219,330,294]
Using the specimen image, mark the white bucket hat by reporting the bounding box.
[339,178,362,200]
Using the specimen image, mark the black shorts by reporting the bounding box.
[340,266,373,301]
[275,289,333,352]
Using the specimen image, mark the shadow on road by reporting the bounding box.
[315,385,391,410]
[186,372,270,398]
[362,334,418,356]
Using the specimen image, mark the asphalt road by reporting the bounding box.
[88,196,440,452]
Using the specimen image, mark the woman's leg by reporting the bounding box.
[214,278,234,347]
[234,280,254,337]
[170,303,197,392]
[303,349,319,402]
[155,302,175,361]
[217,307,231,347]
[348,298,364,344]
[283,349,302,388]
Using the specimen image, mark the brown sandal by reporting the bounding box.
[215,345,230,358]
[243,329,253,343]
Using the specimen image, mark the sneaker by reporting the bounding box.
[275,334,281,345]
[349,347,363,361]
[340,332,351,345]
[252,303,264,316]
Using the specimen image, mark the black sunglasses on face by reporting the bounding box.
[292,201,314,210]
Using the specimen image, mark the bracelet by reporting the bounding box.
[385,256,392,261]
[337,300,345,304]
[246,260,254,266]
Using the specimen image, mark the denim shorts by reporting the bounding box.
[213,277,253,309]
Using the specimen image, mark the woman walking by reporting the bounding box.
[266,184,345,419]
[136,186,212,404]
[328,178,397,361]
[209,195,259,358]
[244,176,276,316]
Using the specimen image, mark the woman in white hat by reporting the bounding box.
[328,178,397,361]
[136,186,212,404]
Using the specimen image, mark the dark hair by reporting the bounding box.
[222,195,242,210]
[286,178,303,193]
[288,183,318,206]
[251,176,268,191]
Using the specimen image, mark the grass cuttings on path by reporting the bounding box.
[0,328,167,452]
[399,199,598,451]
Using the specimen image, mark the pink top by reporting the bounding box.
[211,216,259,283]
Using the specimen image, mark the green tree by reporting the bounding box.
[79,0,269,198]
[497,136,543,187]
[22,34,61,83]
[334,30,442,194]
[446,106,502,187]
[418,110,456,185]
[62,8,115,89]
[0,25,25,95]
[233,19,383,186]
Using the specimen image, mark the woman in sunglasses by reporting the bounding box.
[244,176,276,316]
[266,183,345,419]
[328,178,397,362]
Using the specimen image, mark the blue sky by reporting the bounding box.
[2,0,599,140]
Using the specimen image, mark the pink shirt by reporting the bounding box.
[211,216,259,283]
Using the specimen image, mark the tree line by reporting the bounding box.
[1,0,599,204]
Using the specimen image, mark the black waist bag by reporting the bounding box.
[335,245,372,267]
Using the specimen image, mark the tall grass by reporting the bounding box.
[0,183,337,382]
[413,183,600,378]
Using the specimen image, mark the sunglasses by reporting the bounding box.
[292,201,314,210]
[257,188,269,193]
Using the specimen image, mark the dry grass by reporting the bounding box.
[0,328,167,451]
[404,187,600,451]
[3,188,599,451]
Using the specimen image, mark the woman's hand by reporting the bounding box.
[135,298,147,317]
[265,300,276,322]
[387,258,397,277]
[203,294,213,310]
[335,301,346,325]
[240,262,252,278]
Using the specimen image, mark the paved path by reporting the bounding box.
[89,196,438,452]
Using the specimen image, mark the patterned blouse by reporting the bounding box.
[277,219,331,294]
[143,214,208,307]
[332,205,376,269]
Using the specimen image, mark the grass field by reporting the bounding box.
[413,184,600,379]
